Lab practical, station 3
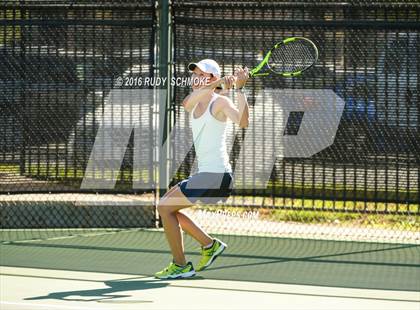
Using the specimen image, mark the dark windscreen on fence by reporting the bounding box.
[171,0,419,207]
[0,0,156,194]
[0,0,418,247]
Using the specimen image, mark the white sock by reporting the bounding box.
[204,239,215,249]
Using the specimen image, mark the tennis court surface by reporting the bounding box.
[1,229,419,310]
[1,0,420,309]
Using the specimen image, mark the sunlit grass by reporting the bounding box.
[1,164,418,230]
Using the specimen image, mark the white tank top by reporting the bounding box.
[191,93,232,173]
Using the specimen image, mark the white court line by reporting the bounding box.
[2,267,419,310]
[0,228,140,244]
[0,301,113,310]
[1,266,419,302]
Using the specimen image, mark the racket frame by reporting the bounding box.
[249,37,318,78]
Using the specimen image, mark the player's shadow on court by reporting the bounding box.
[25,276,203,302]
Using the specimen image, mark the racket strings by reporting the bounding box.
[270,41,316,73]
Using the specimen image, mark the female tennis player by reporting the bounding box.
[155,59,249,279]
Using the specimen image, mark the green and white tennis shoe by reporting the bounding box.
[154,261,196,279]
[196,238,227,271]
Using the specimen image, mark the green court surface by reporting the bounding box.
[1,229,419,309]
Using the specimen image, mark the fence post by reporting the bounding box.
[19,7,26,175]
[157,0,171,199]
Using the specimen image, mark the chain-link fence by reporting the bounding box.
[171,0,419,242]
[1,1,157,230]
[0,1,419,243]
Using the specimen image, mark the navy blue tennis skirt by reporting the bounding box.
[177,172,233,204]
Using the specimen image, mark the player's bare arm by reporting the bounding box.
[182,78,222,112]
[182,67,228,113]
[233,66,250,128]
[211,96,248,129]
[212,67,249,128]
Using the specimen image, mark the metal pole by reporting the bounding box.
[157,0,171,198]
[19,7,26,175]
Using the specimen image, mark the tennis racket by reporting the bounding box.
[249,37,318,78]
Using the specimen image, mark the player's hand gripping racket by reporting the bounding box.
[249,37,318,78]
